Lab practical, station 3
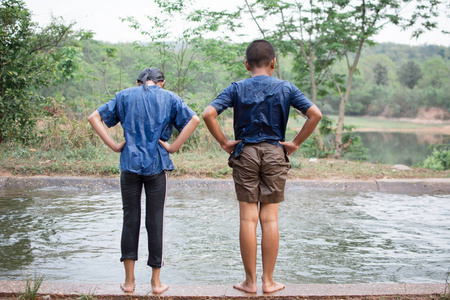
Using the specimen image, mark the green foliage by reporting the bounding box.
[18,273,44,300]
[423,145,450,171]
[122,1,247,99]
[397,60,423,89]
[300,135,332,159]
[0,0,89,143]
[320,43,450,117]
[420,56,449,88]
[299,115,369,161]
[340,132,370,162]
[373,63,388,86]
[442,268,450,300]
[76,289,98,300]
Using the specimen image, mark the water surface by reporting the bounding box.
[356,132,450,166]
[0,187,448,284]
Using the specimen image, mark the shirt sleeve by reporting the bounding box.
[209,84,235,115]
[97,94,120,128]
[171,96,196,132]
[289,83,314,115]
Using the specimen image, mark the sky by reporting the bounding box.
[23,0,450,47]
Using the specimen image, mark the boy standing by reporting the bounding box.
[89,67,199,294]
[202,40,322,293]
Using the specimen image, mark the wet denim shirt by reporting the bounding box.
[210,75,314,157]
[97,85,196,175]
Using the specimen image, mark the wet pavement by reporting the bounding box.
[0,280,446,299]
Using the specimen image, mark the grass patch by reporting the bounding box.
[0,142,121,177]
[2,141,449,179]
[18,273,44,300]
[1,143,449,180]
[1,113,449,180]
[76,289,98,300]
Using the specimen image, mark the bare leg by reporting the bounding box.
[120,259,136,293]
[260,203,285,293]
[151,268,168,294]
[233,201,259,293]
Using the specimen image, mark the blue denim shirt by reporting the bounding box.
[97,85,196,175]
[210,75,314,157]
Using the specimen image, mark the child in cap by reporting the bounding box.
[89,67,199,294]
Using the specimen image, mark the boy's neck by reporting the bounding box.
[249,64,275,77]
[251,67,275,77]
[251,70,273,77]
[245,58,276,77]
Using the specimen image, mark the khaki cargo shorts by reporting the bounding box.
[228,142,291,203]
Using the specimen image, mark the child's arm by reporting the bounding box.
[280,105,322,156]
[88,110,126,153]
[159,115,200,154]
[202,105,241,154]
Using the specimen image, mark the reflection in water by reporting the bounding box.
[0,187,449,284]
[356,132,450,166]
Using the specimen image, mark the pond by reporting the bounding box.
[355,132,450,166]
[0,186,449,285]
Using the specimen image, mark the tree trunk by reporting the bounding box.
[334,40,364,158]
[306,53,326,152]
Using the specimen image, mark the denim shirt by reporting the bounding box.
[210,75,313,157]
[98,85,196,175]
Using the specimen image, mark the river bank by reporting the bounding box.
[1,176,450,194]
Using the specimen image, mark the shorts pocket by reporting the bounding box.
[228,154,235,168]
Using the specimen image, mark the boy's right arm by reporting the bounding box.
[88,110,125,153]
[202,105,240,154]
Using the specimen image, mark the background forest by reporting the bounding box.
[46,40,450,119]
[1,0,449,176]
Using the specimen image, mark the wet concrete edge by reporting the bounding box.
[0,281,447,299]
[1,176,450,194]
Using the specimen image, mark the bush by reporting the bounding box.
[423,145,450,170]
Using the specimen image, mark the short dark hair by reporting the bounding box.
[137,67,165,90]
[245,40,276,69]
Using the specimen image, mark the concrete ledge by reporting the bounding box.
[0,281,446,299]
[1,176,450,194]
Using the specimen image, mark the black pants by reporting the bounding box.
[120,171,167,268]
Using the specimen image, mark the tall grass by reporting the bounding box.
[18,273,44,300]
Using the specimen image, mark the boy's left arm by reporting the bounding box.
[280,104,322,156]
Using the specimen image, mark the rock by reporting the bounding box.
[392,164,412,171]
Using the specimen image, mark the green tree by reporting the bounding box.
[85,43,118,98]
[191,0,445,158]
[325,0,443,157]
[373,63,388,86]
[0,0,88,142]
[420,56,449,88]
[123,0,231,98]
[397,60,423,89]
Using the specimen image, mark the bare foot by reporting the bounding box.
[233,281,257,293]
[151,283,169,294]
[262,280,285,293]
[120,283,135,293]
